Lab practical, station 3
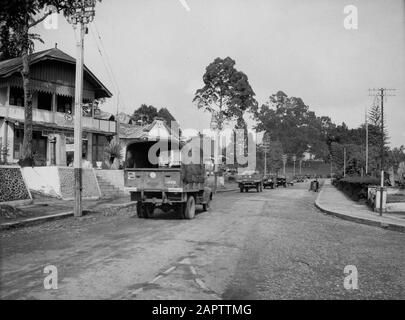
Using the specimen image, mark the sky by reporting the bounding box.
[32,0,405,147]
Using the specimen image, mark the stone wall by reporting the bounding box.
[0,166,31,203]
[58,167,101,200]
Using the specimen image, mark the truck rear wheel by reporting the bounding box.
[240,186,244,192]
[137,202,154,218]
[136,202,145,218]
[144,203,155,218]
[183,195,196,219]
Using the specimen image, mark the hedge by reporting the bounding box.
[332,176,380,201]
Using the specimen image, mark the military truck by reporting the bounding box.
[237,170,263,192]
[124,140,212,219]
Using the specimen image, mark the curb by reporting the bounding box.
[315,188,405,233]
[216,188,239,193]
[0,202,137,231]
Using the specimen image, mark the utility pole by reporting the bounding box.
[74,22,85,217]
[67,0,97,217]
[330,154,333,179]
[369,88,395,216]
[299,158,302,175]
[282,154,287,177]
[343,147,346,178]
[263,132,270,175]
[365,106,368,175]
[292,155,296,177]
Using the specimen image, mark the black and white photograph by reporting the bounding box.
[0,0,404,305]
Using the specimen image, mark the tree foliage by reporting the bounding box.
[253,91,332,160]
[193,57,257,130]
[132,104,158,125]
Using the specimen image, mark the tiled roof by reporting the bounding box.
[0,48,112,98]
[119,119,180,141]
[119,123,148,139]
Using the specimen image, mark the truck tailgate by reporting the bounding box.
[124,169,182,190]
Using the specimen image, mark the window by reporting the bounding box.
[57,95,73,114]
[13,129,47,165]
[9,87,24,106]
[37,92,52,111]
[92,134,108,165]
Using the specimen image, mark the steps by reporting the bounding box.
[95,175,127,198]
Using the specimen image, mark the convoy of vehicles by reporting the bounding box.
[124,136,311,219]
[124,141,212,219]
[237,170,263,192]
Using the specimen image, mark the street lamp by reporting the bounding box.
[66,0,96,217]
[292,155,296,177]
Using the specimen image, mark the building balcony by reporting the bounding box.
[0,104,116,134]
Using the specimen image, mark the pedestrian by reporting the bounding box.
[314,178,319,192]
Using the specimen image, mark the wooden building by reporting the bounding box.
[0,47,116,166]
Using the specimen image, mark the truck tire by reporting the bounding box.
[240,186,244,193]
[144,203,155,218]
[136,202,145,218]
[256,183,260,192]
[183,195,196,219]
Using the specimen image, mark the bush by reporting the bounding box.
[333,176,380,201]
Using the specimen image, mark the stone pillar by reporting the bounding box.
[6,122,14,163]
[55,133,67,166]
[374,187,387,213]
[6,86,10,106]
[51,93,57,123]
[47,135,56,166]
[87,132,93,163]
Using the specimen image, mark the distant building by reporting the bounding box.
[119,118,181,168]
[117,112,134,125]
[0,47,116,166]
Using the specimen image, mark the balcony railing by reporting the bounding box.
[0,104,116,133]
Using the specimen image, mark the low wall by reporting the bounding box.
[0,165,32,203]
[20,166,101,200]
[21,166,61,198]
[58,167,101,200]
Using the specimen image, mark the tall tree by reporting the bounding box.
[157,107,181,136]
[0,0,82,166]
[253,91,331,160]
[193,57,257,130]
[132,104,158,125]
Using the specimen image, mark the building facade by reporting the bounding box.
[0,47,116,166]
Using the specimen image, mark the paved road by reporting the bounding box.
[0,182,404,299]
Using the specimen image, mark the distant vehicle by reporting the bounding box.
[263,175,275,189]
[294,175,305,182]
[276,177,287,188]
[237,170,263,193]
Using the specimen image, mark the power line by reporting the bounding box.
[89,23,127,115]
